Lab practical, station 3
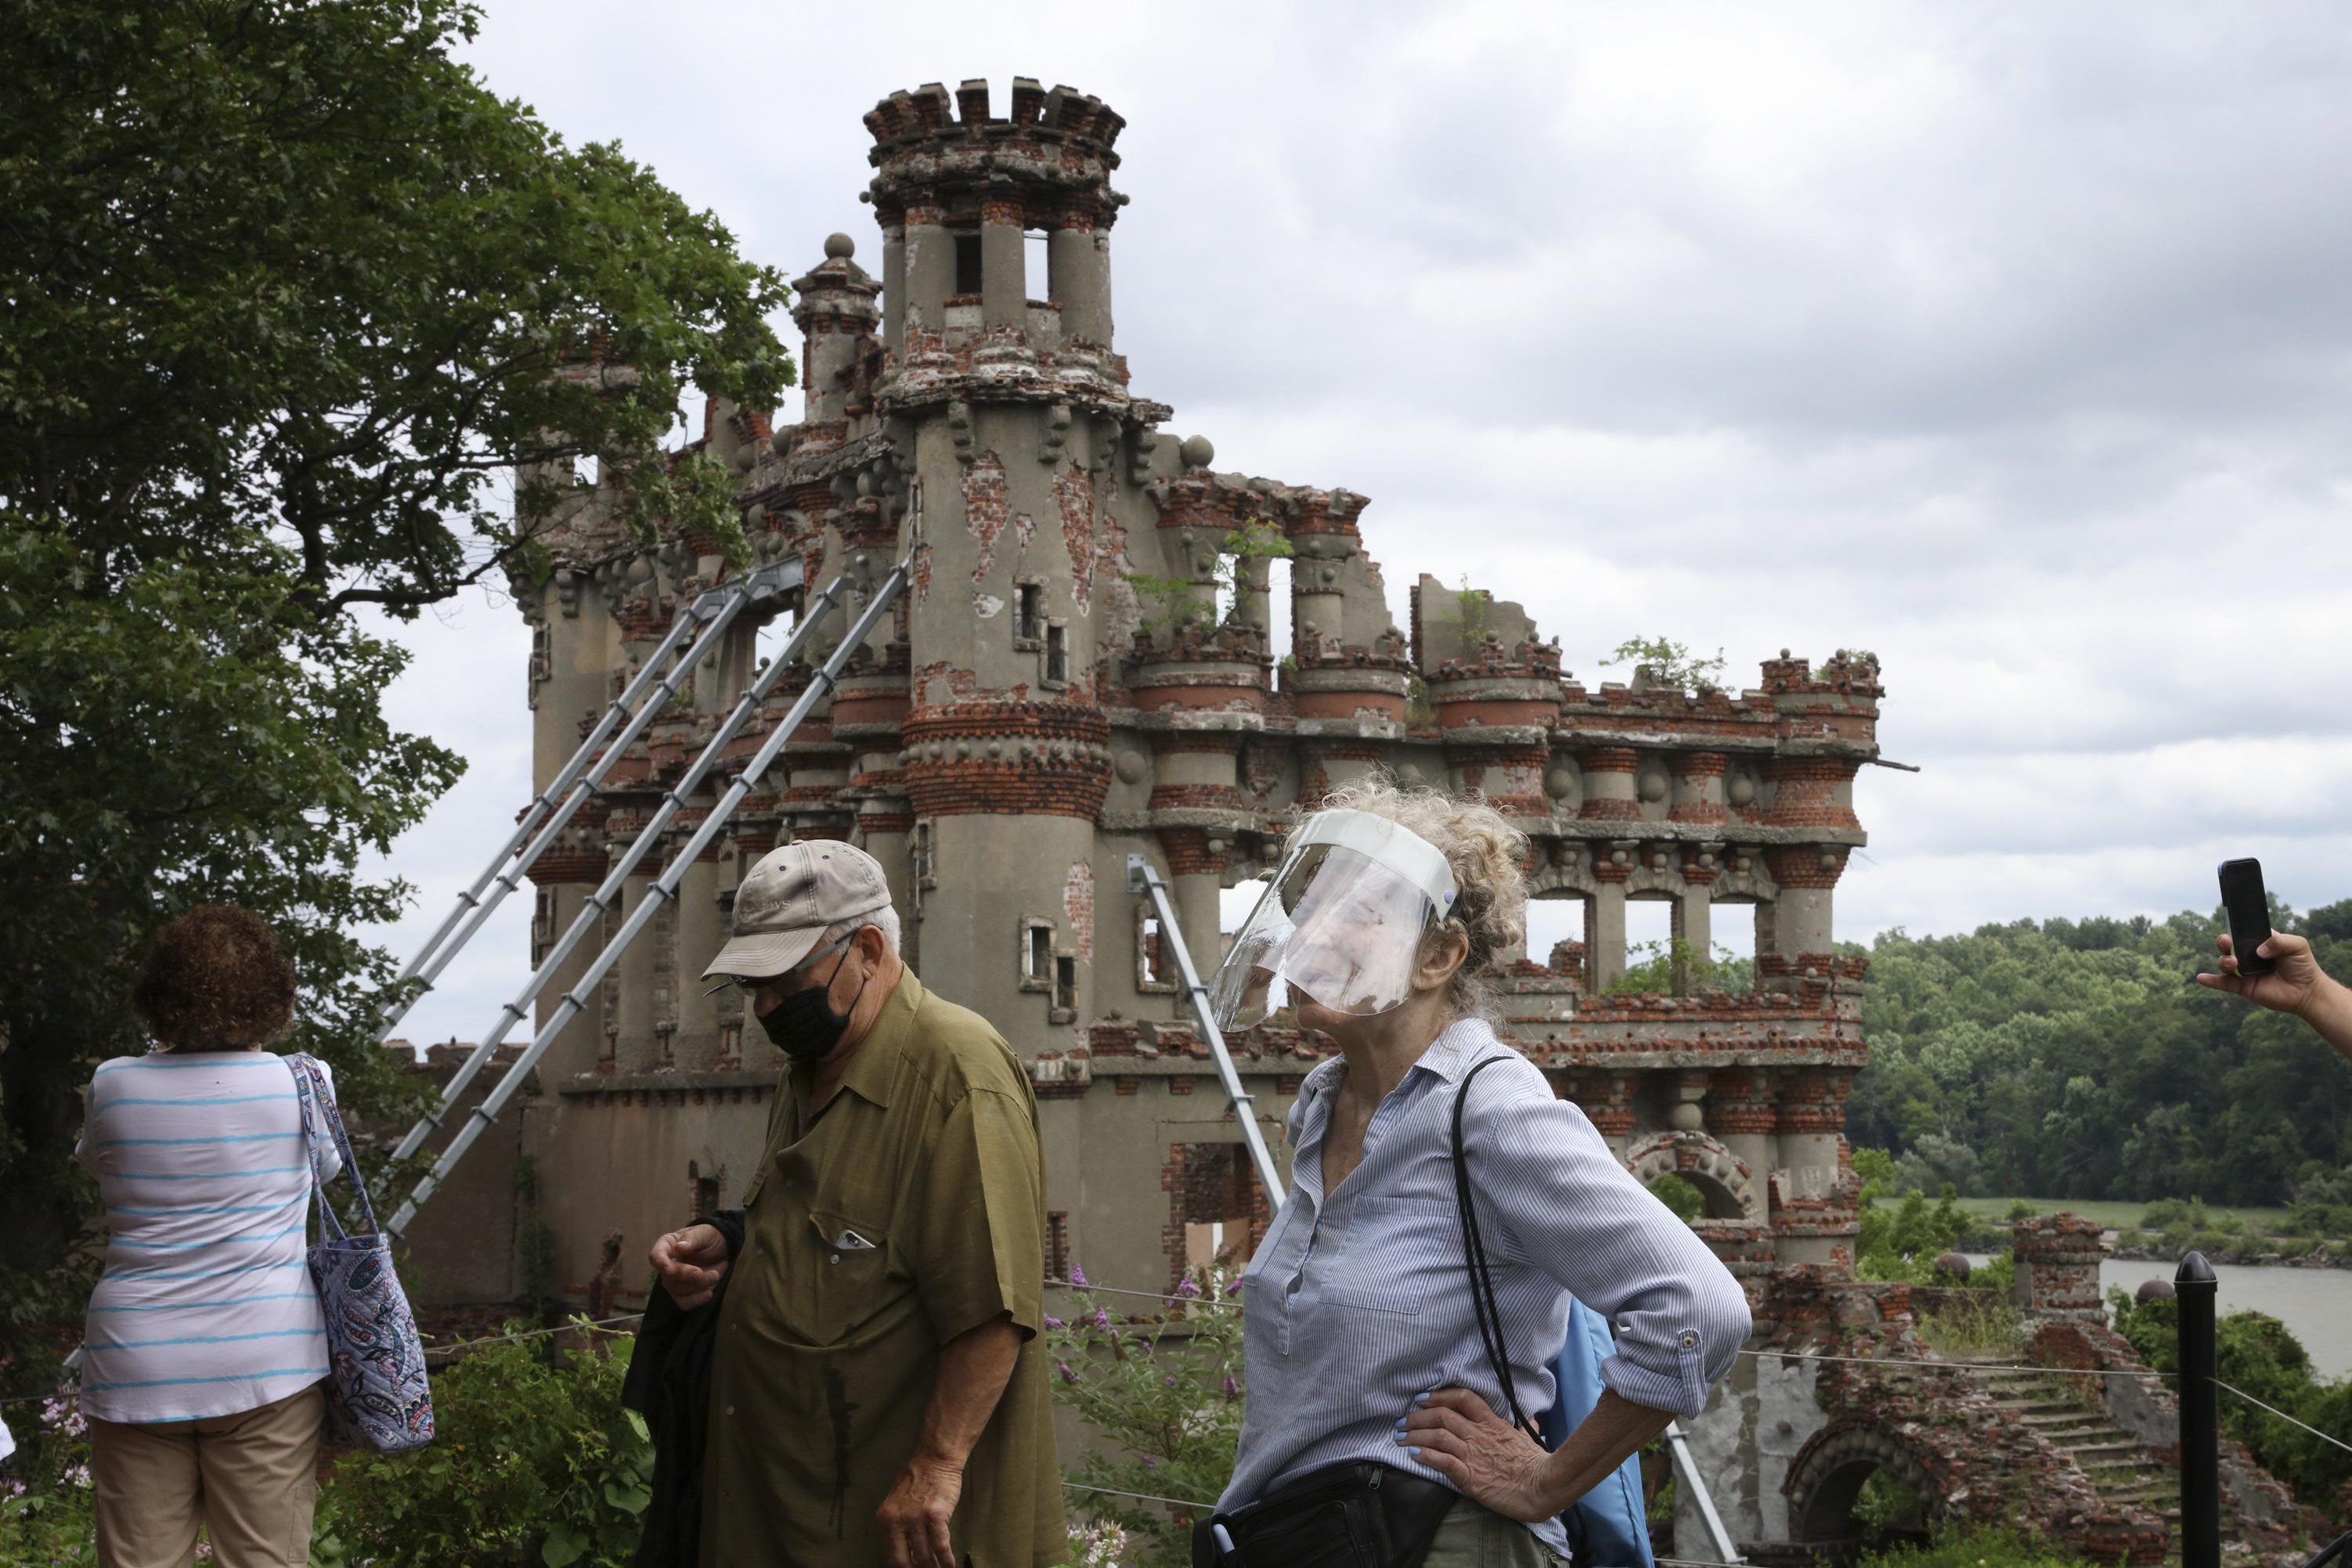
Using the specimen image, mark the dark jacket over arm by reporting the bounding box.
[621,1209,744,1568]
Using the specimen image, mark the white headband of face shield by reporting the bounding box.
[1286,809,1459,910]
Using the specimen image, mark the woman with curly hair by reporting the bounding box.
[75,905,339,1568]
[1203,779,1751,1566]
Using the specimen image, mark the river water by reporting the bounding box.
[2098,1257,2352,1381]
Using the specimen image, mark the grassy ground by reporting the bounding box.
[1871,1195,2296,1232]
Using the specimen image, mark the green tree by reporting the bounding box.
[1601,636,1727,692]
[2108,1290,2352,1509]
[0,0,792,1366]
[1845,903,2352,1208]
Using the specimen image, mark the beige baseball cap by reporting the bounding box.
[702,842,892,982]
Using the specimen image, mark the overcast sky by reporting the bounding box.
[364,2,2352,1047]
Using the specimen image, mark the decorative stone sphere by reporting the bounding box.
[1179,434,1215,470]
[1545,765,1578,802]
[1933,1251,1972,1281]
[1668,1102,1704,1133]
[1726,770,1757,808]
[2135,1278,2177,1303]
[1113,749,1147,785]
[1638,768,1669,803]
[824,232,856,259]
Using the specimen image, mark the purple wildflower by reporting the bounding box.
[1091,1307,1111,1329]
[1070,1263,1088,1288]
[1044,1314,1064,1329]
[1057,1361,1077,1385]
[1223,1375,1239,1399]
[1174,1277,1201,1299]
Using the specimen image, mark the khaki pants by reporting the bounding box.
[1422,1494,1572,1568]
[90,1383,325,1568]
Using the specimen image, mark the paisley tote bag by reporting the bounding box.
[287,1054,435,1453]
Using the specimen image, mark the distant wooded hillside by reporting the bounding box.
[1846,899,2352,1208]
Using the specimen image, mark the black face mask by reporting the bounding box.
[756,934,868,1065]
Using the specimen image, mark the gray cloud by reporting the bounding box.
[363,3,2352,1046]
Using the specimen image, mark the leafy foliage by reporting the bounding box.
[312,1328,651,1568]
[0,1329,649,1566]
[1602,636,1727,693]
[2109,1289,2352,1513]
[2,0,791,613]
[1847,902,2352,1207]
[0,526,459,1357]
[1048,1270,1243,1568]
[1127,521,1292,640]
[1648,1172,1708,1224]
[1606,938,1755,996]
[0,0,790,1369]
[0,1385,96,1566]
[1852,1524,2095,1566]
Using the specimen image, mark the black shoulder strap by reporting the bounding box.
[1452,1054,1546,1446]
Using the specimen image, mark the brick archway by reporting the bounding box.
[1783,1420,1946,1545]
[1623,1130,1762,1223]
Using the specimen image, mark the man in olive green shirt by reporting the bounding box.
[651,842,1062,1568]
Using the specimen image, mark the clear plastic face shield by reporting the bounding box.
[1209,809,1460,1031]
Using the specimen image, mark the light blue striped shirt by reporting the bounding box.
[77,1052,337,1423]
[1223,1019,1751,1553]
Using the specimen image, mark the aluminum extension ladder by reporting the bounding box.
[371,557,799,1051]
[1122,856,1744,1563]
[379,552,912,1240]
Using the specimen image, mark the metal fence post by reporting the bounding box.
[2177,1249,2220,1568]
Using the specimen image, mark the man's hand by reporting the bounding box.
[878,1454,965,1568]
[1398,1389,1559,1523]
[878,1316,1019,1567]
[648,1224,729,1310]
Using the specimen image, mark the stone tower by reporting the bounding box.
[504,77,1884,1325]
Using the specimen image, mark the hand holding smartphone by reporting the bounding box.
[2217,858,2275,978]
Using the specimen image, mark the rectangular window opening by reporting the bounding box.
[1044,622,1069,684]
[1027,923,1053,983]
[1016,582,1044,643]
[954,232,983,296]
[1054,954,1077,1013]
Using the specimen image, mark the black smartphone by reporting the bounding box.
[2217,858,2275,978]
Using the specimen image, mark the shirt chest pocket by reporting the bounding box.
[1318,1196,1456,1317]
[781,1207,895,1346]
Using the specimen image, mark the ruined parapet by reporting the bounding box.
[1677,1267,2175,1563]
[864,77,1127,369]
[2023,1316,2312,1561]
[2013,1211,2110,1321]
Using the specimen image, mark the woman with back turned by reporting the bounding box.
[77,907,339,1568]
[1203,780,1751,1567]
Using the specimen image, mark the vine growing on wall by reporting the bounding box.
[1124,521,1293,641]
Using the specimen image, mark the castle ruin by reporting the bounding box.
[460,79,2267,1560]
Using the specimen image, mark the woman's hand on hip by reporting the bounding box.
[1398,1388,1560,1523]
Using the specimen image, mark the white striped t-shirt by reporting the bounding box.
[75,1051,339,1424]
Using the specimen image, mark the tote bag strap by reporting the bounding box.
[1452,1054,1545,1444]
[285,1054,383,1238]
